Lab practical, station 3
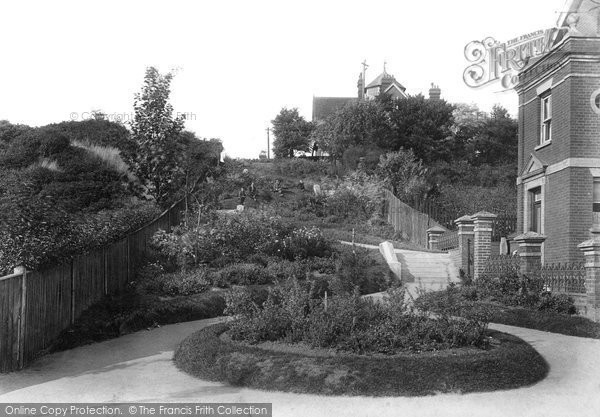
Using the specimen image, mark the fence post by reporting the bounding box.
[426,226,446,251]
[578,230,600,322]
[513,232,546,276]
[456,215,474,275]
[18,268,27,370]
[473,211,497,280]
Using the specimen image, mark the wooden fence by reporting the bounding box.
[385,190,447,248]
[0,199,185,373]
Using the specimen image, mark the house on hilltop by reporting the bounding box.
[312,63,442,124]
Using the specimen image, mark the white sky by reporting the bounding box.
[0,0,567,158]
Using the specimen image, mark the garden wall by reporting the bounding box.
[0,200,185,373]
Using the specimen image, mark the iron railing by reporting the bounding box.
[482,254,520,278]
[438,230,459,251]
[539,262,586,294]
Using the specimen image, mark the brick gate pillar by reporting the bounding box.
[473,212,497,280]
[455,215,474,276]
[578,230,600,322]
[513,232,546,276]
[427,226,446,251]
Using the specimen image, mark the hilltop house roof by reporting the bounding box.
[312,96,358,122]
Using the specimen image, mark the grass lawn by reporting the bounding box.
[174,323,549,397]
[483,302,600,339]
[417,291,600,339]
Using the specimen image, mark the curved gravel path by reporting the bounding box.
[0,318,599,417]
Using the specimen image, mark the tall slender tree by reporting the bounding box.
[129,67,185,205]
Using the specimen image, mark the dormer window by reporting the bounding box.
[540,93,552,145]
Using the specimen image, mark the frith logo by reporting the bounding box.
[463,28,564,90]
[592,88,600,115]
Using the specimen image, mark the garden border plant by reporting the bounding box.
[174,278,548,397]
[416,274,600,339]
[174,322,549,397]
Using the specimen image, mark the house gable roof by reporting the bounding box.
[384,83,409,98]
[312,97,357,122]
[521,153,548,178]
[365,72,406,91]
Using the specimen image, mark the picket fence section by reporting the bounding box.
[385,190,447,248]
[0,199,185,373]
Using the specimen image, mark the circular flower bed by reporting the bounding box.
[174,323,548,397]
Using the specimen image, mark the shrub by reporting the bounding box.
[272,158,330,178]
[264,226,333,261]
[334,246,391,295]
[211,263,273,287]
[137,268,210,296]
[536,292,577,315]
[264,259,308,281]
[152,211,297,269]
[226,279,490,354]
[39,132,71,157]
[376,149,429,202]
[321,171,385,221]
[427,273,577,316]
[226,279,310,343]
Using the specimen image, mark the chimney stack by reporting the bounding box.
[429,83,441,100]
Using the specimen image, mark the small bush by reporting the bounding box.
[335,246,391,295]
[422,272,577,317]
[226,279,309,343]
[272,158,330,178]
[536,292,577,315]
[225,279,490,354]
[212,263,273,287]
[138,268,210,296]
[263,226,333,261]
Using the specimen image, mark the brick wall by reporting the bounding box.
[516,36,600,264]
[544,169,572,263]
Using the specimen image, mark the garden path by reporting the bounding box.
[0,318,598,417]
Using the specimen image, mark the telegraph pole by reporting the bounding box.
[266,127,271,160]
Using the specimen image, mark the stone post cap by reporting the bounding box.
[471,211,498,221]
[513,231,547,243]
[427,226,446,235]
[578,236,600,251]
[454,215,474,225]
[13,266,26,274]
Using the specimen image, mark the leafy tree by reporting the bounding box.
[447,103,487,162]
[271,108,314,158]
[129,67,185,205]
[314,100,393,161]
[466,105,518,166]
[176,132,224,217]
[385,95,455,164]
[376,149,429,201]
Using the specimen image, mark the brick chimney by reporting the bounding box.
[429,83,441,100]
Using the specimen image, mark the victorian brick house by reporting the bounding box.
[515,0,600,263]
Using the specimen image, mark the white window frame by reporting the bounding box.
[540,94,552,145]
[523,176,546,263]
